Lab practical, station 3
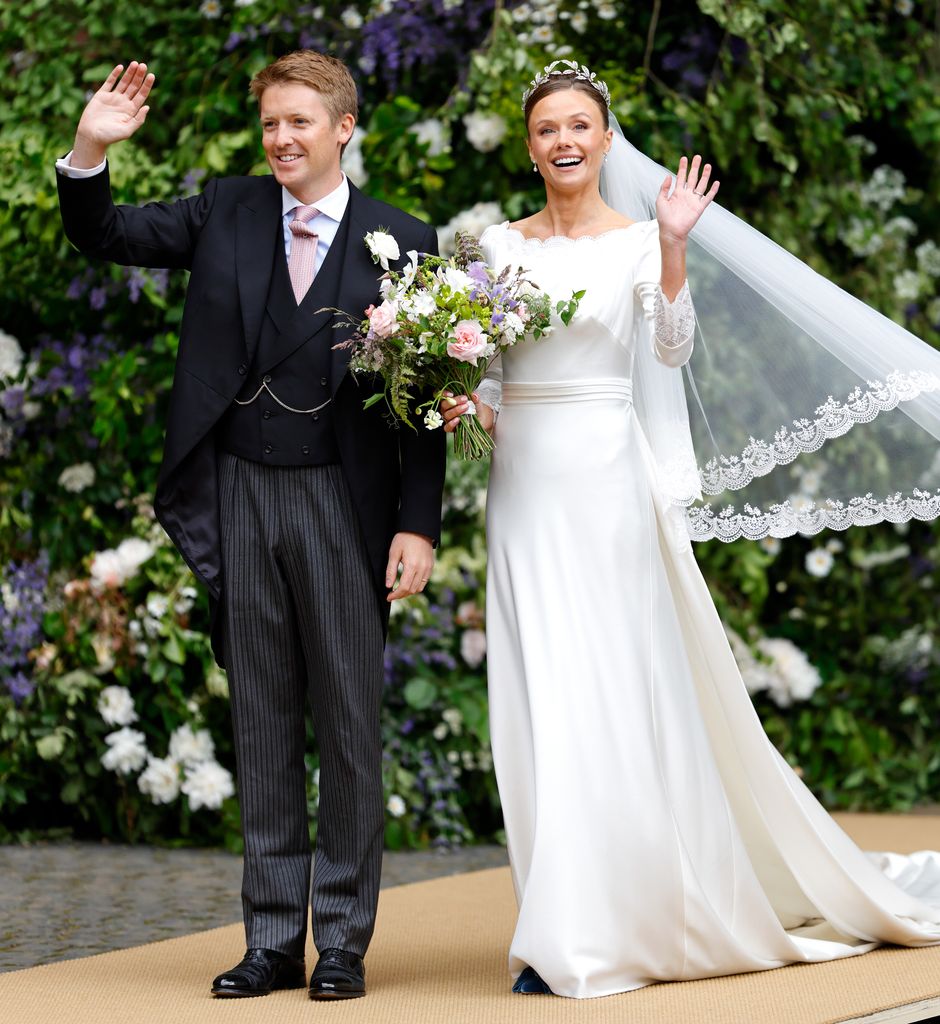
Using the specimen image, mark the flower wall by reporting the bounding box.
[1,0,939,848]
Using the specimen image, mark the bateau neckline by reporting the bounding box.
[495,219,651,245]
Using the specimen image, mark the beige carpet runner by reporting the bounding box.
[3,813,940,1024]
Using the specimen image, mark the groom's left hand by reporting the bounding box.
[386,532,435,601]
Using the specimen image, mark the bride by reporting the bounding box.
[442,60,940,999]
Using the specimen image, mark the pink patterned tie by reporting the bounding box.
[288,205,319,302]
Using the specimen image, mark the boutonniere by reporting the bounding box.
[365,229,401,272]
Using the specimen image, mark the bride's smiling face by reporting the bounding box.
[526,88,612,190]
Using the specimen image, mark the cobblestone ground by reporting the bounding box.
[0,842,508,972]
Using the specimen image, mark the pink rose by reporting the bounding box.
[447,320,488,364]
[368,299,398,339]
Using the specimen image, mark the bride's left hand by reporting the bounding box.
[655,155,719,242]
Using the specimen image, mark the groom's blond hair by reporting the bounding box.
[250,50,359,127]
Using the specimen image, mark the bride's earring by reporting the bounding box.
[532,162,538,173]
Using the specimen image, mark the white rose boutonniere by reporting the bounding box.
[365,229,401,271]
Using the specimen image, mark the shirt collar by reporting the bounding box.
[281,174,350,222]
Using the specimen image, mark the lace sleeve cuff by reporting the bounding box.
[652,282,695,367]
[475,377,502,414]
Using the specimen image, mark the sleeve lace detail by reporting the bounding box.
[653,281,695,350]
[475,377,502,414]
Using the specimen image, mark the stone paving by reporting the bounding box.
[0,842,508,972]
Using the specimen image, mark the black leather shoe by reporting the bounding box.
[211,948,306,997]
[308,947,366,1000]
[512,965,553,994]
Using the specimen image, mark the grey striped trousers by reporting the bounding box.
[218,453,385,959]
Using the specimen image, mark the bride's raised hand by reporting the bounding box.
[655,155,719,243]
[73,62,155,165]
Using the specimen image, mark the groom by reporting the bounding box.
[57,52,445,999]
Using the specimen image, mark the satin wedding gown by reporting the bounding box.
[478,219,940,999]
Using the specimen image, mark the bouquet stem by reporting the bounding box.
[453,411,494,461]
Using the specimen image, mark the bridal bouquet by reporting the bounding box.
[335,230,583,460]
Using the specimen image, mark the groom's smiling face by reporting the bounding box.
[259,82,354,204]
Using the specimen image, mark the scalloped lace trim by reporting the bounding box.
[685,490,940,542]
[497,220,651,249]
[698,370,940,496]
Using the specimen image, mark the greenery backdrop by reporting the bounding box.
[1,0,938,850]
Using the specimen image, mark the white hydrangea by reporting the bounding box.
[386,794,407,818]
[342,125,368,187]
[181,760,235,810]
[462,111,507,153]
[101,727,148,775]
[437,201,504,258]
[410,118,449,157]
[90,537,156,590]
[432,722,449,741]
[58,462,96,493]
[0,330,24,380]
[756,637,823,706]
[169,724,215,767]
[893,270,922,302]
[460,628,487,667]
[841,218,883,257]
[199,0,221,17]
[859,166,906,212]
[98,685,138,727]
[138,756,181,804]
[915,241,940,277]
[804,547,834,578]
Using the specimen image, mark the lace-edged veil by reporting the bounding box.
[601,116,940,541]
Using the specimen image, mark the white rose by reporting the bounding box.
[411,118,449,157]
[432,723,449,741]
[365,230,401,271]
[168,724,215,767]
[138,756,181,804]
[386,794,407,818]
[0,330,24,380]
[100,727,148,775]
[116,537,155,576]
[181,759,235,810]
[89,549,126,590]
[98,685,138,727]
[757,637,823,706]
[460,628,487,667]
[462,111,507,154]
[57,462,96,493]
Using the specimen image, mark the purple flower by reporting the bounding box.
[5,671,34,702]
[89,287,107,310]
[466,261,489,285]
[0,387,25,418]
[66,276,85,300]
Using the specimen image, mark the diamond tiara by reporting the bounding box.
[521,59,612,112]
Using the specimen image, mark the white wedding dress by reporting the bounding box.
[478,219,940,999]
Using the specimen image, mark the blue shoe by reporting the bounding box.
[512,966,552,994]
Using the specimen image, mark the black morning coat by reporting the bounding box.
[57,167,446,665]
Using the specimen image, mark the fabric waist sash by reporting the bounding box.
[501,379,633,405]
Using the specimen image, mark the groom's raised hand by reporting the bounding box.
[71,62,155,169]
